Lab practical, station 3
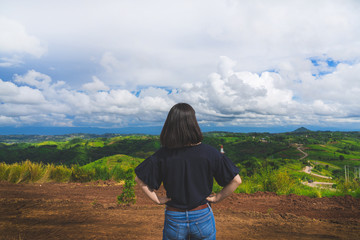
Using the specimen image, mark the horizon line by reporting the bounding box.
[0,126,359,136]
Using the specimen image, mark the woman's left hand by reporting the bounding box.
[158,196,171,204]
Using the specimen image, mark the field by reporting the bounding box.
[1,130,360,239]
[1,181,359,240]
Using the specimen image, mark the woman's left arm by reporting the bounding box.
[135,176,170,205]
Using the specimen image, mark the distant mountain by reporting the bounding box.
[293,127,312,133]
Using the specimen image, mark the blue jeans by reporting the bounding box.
[163,204,216,240]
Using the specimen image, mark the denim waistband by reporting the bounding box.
[164,203,213,223]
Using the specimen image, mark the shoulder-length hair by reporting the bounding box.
[160,103,203,148]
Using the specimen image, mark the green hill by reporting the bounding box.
[0,135,159,166]
[1,131,360,198]
[293,127,311,133]
[80,154,144,181]
[82,154,143,171]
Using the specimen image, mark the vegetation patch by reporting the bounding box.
[0,131,359,198]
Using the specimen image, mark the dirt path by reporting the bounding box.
[1,181,359,240]
[297,145,334,188]
[297,145,309,160]
[303,166,333,180]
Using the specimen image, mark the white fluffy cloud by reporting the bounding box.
[0,1,360,129]
[0,16,46,67]
[82,76,109,92]
[0,56,359,128]
[2,0,359,87]
[14,70,51,89]
[0,79,46,104]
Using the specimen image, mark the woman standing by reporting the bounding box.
[135,103,241,240]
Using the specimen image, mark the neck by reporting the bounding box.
[187,142,201,147]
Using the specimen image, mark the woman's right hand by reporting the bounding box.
[206,194,219,203]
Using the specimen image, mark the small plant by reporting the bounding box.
[90,199,103,208]
[117,170,136,205]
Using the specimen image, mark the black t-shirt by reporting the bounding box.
[135,143,239,210]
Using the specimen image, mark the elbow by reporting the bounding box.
[234,174,242,186]
[135,176,142,184]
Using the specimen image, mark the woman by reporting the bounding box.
[135,103,242,240]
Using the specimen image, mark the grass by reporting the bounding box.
[310,160,341,169]
[1,155,359,199]
[0,154,142,183]
[306,143,360,164]
[230,166,360,198]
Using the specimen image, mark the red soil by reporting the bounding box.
[0,181,359,240]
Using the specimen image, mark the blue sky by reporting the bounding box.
[1,0,360,133]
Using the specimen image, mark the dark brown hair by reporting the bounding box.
[160,103,203,148]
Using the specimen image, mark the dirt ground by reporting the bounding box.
[0,181,359,240]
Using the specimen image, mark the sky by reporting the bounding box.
[1,0,360,134]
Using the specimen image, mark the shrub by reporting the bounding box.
[256,168,277,192]
[70,164,94,182]
[235,179,253,194]
[212,181,222,193]
[251,168,295,195]
[336,178,360,196]
[110,165,126,181]
[303,189,322,198]
[352,187,360,198]
[117,170,136,204]
[273,171,295,195]
[94,166,110,180]
[336,179,352,194]
[48,164,72,182]
[7,163,22,183]
[18,160,45,183]
[0,163,10,181]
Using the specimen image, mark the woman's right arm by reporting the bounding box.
[206,174,242,203]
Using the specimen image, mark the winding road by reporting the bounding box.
[296,144,334,188]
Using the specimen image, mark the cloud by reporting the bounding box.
[292,62,360,116]
[0,56,23,67]
[0,78,46,104]
[0,16,46,66]
[100,52,123,73]
[0,1,360,129]
[0,115,17,125]
[173,57,294,119]
[0,55,359,128]
[1,1,359,88]
[14,70,52,89]
[82,76,109,92]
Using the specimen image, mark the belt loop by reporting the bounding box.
[207,203,213,213]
